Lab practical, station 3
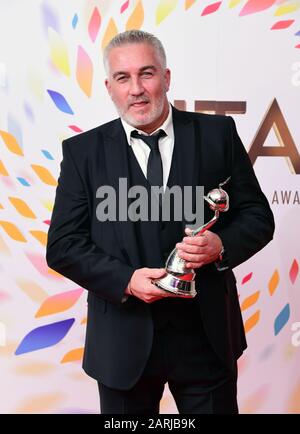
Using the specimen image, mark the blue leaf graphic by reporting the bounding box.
[17,177,30,186]
[72,14,78,29]
[274,304,290,336]
[41,149,54,160]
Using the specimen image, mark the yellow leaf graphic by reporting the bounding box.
[0,130,23,156]
[101,18,118,50]
[15,278,48,303]
[0,220,26,242]
[9,197,36,219]
[30,230,48,246]
[275,2,300,16]
[185,0,197,10]
[156,0,179,25]
[241,291,260,311]
[244,310,260,333]
[61,347,84,363]
[126,1,144,30]
[31,164,57,186]
[269,269,279,296]
[47,267,64,278]
[229,0,242,8]
[42,200,54,212]
[0,159,9,176]
[48,28,71,77]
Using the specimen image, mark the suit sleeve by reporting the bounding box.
[216,116,275,270]
[46,139,135,304]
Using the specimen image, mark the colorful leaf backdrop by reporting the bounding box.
[0,0,299,414]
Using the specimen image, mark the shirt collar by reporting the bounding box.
[121,103,174,146]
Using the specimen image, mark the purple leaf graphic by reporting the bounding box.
[15,319,75,355]
[47,90,74,114]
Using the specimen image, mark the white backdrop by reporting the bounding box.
[0,0,299,413]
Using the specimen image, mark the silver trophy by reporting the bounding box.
[154,177,230,297]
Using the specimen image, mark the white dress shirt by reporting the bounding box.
[121,103,174,191]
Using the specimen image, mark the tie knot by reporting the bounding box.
[131,129,166,151]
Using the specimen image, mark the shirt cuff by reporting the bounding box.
[214,246,230,271]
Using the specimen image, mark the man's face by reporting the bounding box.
[105,43,170,133]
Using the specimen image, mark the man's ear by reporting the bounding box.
[105,78,111,96]
[164,68,171,92]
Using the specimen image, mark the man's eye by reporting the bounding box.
[117,76,127,82]
[142,72,152,77]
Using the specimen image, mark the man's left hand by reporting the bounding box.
[176,228,223,269]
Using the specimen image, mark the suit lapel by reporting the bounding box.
[171,107,200,231]
[102,120,141,269]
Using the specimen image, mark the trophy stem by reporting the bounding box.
[191,211,219,236]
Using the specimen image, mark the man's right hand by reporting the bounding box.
[125,268,180,303]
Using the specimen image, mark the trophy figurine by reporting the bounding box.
[154,177,230,297]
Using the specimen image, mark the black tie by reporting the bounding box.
[131,129,166,187]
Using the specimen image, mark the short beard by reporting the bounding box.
[117,95,166,129]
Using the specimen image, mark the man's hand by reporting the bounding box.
[126,268,183,303]
[176,228,223,269]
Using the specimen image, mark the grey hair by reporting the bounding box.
[103,29,167,73]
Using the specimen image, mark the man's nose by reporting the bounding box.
[129,77,144,96]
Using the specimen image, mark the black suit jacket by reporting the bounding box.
[46,107,274,390]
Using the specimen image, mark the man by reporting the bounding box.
[46,30,274,414]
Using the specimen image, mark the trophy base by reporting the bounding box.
[154,273,197,298]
